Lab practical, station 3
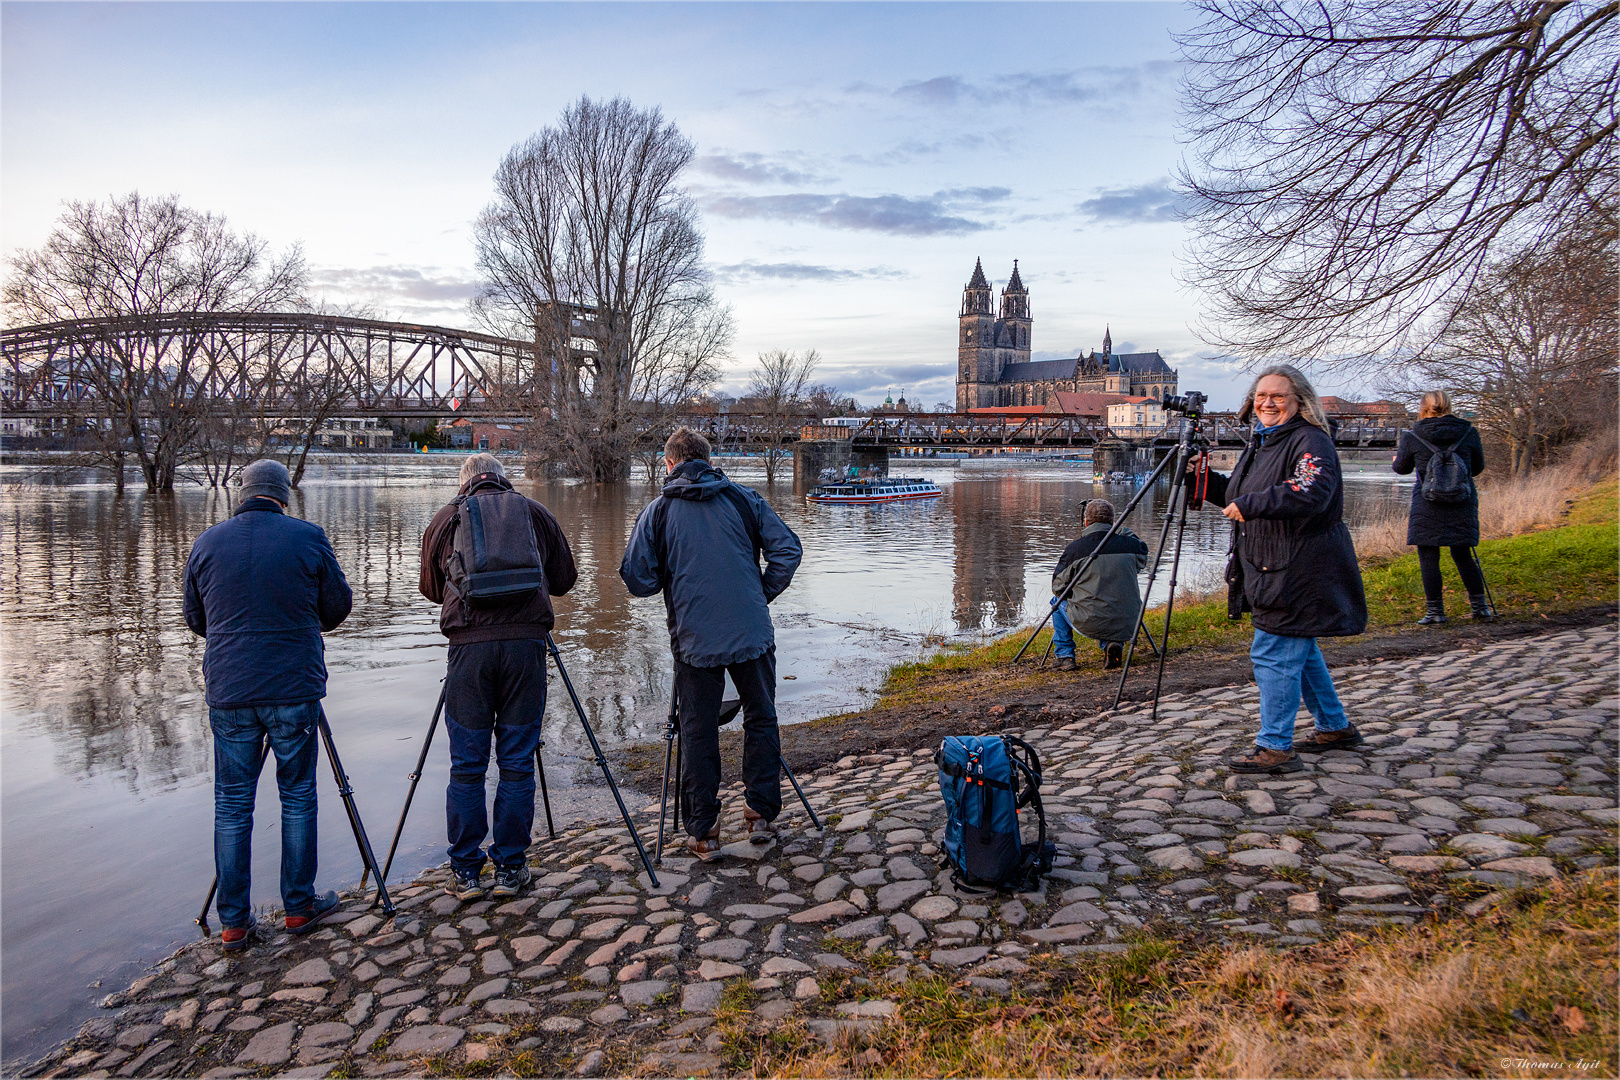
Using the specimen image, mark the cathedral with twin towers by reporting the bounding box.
[954,257,1177,411]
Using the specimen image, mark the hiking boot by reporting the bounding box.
[1294,723,1364,753]
[1416,600,1446,625]
[452,867,487,901]
[1105,642,1124,670]
[686,830,725,863]
[1469,592,1498,620]
[1229,746,1303,774]
[1052,656,1077,672]
[492,864,532,898]
[220,925,256,952]
[745,808,778,845]
[286,891,340,935]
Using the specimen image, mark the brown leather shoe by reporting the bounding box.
[744,808,779,844]
[1052,656,1077,672]
[686,830,725,863]
[1229,745,1303,774]
[1294,723,1364,753]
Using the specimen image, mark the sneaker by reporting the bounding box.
[286,891,341,935]
[452,868,486,901]
[1105,642,1124,670]
[1294,723,1364,753]
[492,864,532,898]
[686,831,726,863]
[1229,745,1303,774]
[1052,656,1077,672]
[220,925,255,952]
[744,808,778,845]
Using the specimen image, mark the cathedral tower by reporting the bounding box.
[957,258,998,410]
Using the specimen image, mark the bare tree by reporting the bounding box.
[2,192,306,491]
[1407,217,1617,475]
[472,96,732,481]
[1179,0,1618,367]
[748,348,819,484]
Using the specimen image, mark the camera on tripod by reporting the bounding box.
[1162,391,1207,418]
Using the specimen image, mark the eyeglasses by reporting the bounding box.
[1253,393,1295,404]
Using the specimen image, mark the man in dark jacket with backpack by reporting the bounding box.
[184,459,353,949]
[420,453,577,900]
[619,428,803,860]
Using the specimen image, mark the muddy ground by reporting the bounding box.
[612,604,1618,796]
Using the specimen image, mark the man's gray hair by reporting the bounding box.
[460,452,505,486]
[1084,499,1115,525]
[1237,364,1330,432]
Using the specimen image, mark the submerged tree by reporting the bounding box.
[1179,0,1618,367]
[472,96,731,481]
[748,348,820,485]
[2,192,307,491]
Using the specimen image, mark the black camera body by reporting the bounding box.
[1162,391,1207,418]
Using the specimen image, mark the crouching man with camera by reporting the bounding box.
[1050,499,1149,671]
[619,429,803,861]
[420,453,577,900]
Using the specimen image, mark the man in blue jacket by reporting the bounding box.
[184,459,353,949]
[620,429,803,860]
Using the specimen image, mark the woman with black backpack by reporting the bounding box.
[1392,390,1493,624]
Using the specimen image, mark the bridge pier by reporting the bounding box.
[793,439,888,488]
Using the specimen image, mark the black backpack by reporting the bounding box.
[446,484,545,607]
[1409,432,1472,504]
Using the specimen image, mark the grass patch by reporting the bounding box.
[721,870,1618,1078]
[874,473,1618,709]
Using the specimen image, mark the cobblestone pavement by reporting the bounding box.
[31,624,1618,1078]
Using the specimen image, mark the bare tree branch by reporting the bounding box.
[748,348,820,484]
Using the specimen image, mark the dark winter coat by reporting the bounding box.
[183,498,353,709]
[419,473,578,644]
[1052,522,1149,643]
[1391,415,1486,547]
[1204,415,1368,638]
[620,460,803,668]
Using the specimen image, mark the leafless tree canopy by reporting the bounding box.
[473,96,731,481]
[1179,0,1618,367]
[748,348,820,484]
[1407,215,1617,475]
[3,192,308,492]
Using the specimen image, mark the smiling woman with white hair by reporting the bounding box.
[1194,364,1369,775]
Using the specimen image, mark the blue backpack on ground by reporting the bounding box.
[935,734,1054,892]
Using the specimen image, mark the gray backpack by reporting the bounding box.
[447,486,544,607]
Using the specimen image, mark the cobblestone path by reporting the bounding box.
[32,624,1618,1078]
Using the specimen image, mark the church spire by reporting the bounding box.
[1102,324,1112,358]
[999,259,1029,320]
[968,257,989,289]
[1006,259,1025,293]
[961,257,992,315]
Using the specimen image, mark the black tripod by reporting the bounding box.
[197,708,395,936]
[654,686,822,864]
[1110,411,1212,721]
[370,633,659,898]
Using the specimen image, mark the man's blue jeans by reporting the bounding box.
[445,640,547,873]
[1050,598,1114,659]
[1250,629,1349,751]
[211,701,320,930]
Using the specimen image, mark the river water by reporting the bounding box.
[0,453,1412,1061]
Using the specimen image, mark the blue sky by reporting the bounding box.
[1,2,1369,409]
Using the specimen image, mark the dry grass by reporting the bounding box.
[716,870,1619,1079]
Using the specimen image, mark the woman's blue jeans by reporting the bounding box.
[211,701,320,930]
[1250,630,1349,750]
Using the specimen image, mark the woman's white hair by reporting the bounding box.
[459,452,505,486]
[1237,364,1330,432]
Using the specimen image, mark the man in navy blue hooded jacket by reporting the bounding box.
[184,459,352,949]
[620,428,802,860]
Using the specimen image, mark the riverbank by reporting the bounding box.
[18,618,1615,1078]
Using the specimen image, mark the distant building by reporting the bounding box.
[1106,397,1168,435]
[955,258,1178,410]
[1318,397,1409,422]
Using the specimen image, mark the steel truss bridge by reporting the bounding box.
[2,312,1403,450]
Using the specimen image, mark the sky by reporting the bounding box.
[1,1,1371,410]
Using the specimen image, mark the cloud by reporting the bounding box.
[309,265,481,304]
[712,261,909,284]
[703,187,1008,236]
[892,62,1178,109]
[1076,180,1187,224]
[693,152,831,186]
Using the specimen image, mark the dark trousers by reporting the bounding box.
[444,639,547,872]
[674,648,782,839]
[1417,545,1486,602]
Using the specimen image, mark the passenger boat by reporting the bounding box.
[806,476,943,504]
